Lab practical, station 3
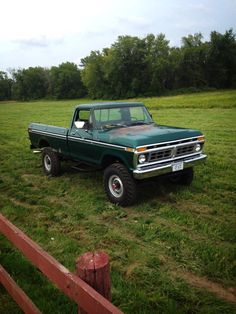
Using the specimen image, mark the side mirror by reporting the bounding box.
[74,121,85,129]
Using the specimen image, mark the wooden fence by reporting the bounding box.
[0,213,123,314]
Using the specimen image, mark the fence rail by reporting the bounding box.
[0,213,123,314]
[0,265,41,314]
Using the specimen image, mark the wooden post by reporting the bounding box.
[76,252,111,314]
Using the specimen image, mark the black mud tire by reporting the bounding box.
[169,167,194,186]
[103,163,137,206]
[42,148,61,176]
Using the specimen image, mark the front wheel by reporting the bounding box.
[42,148,61,176]
[103,163,137,206]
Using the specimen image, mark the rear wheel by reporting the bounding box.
[42,148,60,176]
[169,167,194,185]
[103,163,137,206]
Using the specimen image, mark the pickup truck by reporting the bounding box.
[28,102,207,206]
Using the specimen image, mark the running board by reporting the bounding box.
[72,163,98,172]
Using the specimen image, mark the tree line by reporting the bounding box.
[0,29,236,101]
[0,62,86,101]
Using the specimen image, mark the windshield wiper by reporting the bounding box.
[102,123,127,129]
[128,121,153,126]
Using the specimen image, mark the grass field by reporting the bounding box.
[0,90,236,313]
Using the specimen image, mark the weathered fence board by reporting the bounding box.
[0,265,42,314]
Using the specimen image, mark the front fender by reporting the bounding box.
[100,149,134,171]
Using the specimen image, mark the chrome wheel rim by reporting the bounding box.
[108,175,124,198]
[44,155,52,172]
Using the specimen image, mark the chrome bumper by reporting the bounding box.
[133,154,207,180]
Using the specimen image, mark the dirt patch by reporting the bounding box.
[21,174,40,181]
[172,270,236,303]
[176,200,212,215]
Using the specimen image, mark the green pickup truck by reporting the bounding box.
[28,102,207,205]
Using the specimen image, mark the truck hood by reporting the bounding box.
[98,124,202,148]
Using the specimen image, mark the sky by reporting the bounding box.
[0,0,236,71]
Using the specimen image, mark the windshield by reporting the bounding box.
[94,106,153,129]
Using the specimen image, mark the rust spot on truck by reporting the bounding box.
[110,125,152,136]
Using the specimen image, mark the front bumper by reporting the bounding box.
[133,153,207,180]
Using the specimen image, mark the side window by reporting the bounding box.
[75,110,92,129]
[78,110,90,121]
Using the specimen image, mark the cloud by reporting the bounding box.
[117,16,152,31]
[13,36,63,48]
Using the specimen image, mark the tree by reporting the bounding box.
[105,36,147,98]
[50,62,86,99]
[0,71,12,100]
[144,33,171,94]
[178,46,209,88]
[207,29,236,88]
[181,33,203,48]
[81,51,107,99]
[12,67,49,100]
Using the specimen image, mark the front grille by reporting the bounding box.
[138,153,202,171]
[148,144,196,163]
[149,149,172,161]
[176,144,195,156]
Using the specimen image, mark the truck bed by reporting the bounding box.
[28,123,69,155]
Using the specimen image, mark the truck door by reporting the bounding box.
[68,109,96,163]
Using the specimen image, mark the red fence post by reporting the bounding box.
[76,252,111,314]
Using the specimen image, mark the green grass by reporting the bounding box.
[0,90,236,313]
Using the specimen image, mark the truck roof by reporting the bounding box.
[75,102,144,110]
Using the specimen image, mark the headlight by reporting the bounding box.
[138,154,146,164]
[195,143,201,152]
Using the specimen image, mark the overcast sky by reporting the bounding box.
[0,0,235,71]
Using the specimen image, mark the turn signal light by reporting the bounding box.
[137,147,147,152]
[197,136,205,142]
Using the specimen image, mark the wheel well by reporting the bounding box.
[39,139,50,148]
[101,155,123,169]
